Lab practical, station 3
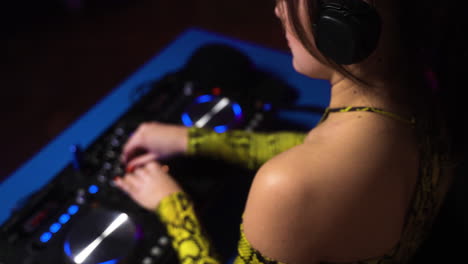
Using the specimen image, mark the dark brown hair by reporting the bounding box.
[278,0,468,163]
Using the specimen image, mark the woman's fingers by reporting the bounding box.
[143,160,170,174]
[126,153,158,172]
[115,172,141,194]
[121,131,143,163]
[113,159,181,211]
[119,161,166,190]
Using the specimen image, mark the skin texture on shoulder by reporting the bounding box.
[242,111,419,264]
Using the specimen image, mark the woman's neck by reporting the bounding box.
[328,76,373,108]
[327,74,412,118]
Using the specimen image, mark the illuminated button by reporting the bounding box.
[181,113,193,127]
[59,214,70,224]
[196,95,213,104]
[40,232,52,243]
[214,125,228,133]
[100,259,118,264]
[158,236,170,246]
[142,257,153,264]
[150,246,163,257]
[68,205,79,215]
[64,241,72,256]
[232,103,242,117]
[88,185,99,194]
[50,223,62,233]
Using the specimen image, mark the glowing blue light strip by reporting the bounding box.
[232,103,242,118]
[263,103,272,111]
[59,214,71,224]
[214,125,228,133]
[68,205,79,215]
[181,113,193,127]
[64,241,72,257]
[50,223,62,233]
[88,185,99,194]
[99,259,118,264]
[40,232,52,243]
[195,95,213,104]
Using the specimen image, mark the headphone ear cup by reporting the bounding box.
[313,0,381,65]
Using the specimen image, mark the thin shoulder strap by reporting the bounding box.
[319,106,416,125]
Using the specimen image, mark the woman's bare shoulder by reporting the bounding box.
[242,118,418,263]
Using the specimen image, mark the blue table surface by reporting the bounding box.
[0,28,330,226]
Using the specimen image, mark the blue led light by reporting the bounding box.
[59,214,70,224]
[181,113,193,127]
[50,223,62,233]
[88,185,99,194]
[196,95,213,104]
[232,103,242,117]
[40,232,52,243]
[99,259,118,264]
[214,125,228,133]
[68,205,79,215]
[263,103,272,111]
[64,241,72,257]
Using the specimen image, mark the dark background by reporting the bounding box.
[1,0,289,181]
[1,1,465,261]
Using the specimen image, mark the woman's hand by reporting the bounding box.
[114,161,182,210]
[121,122,189,169]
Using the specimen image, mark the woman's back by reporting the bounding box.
[241,107,450,263]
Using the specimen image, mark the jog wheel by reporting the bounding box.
[181,94,243,133]
[64,208,140,264]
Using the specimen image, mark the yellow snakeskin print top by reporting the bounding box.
[155,107,448,264]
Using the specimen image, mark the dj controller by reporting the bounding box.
[0,44,303,264]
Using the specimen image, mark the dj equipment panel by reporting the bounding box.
[0,43,301,264]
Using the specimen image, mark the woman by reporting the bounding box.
[114,0,465,263]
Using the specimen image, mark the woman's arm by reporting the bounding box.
[156,190,291,264]
[188,127,306,170]
[121,123,305,171]
[156,192,222,264]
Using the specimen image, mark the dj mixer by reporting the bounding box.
[0,43,302,264]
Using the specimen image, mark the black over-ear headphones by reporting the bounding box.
[313,0,381,65]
